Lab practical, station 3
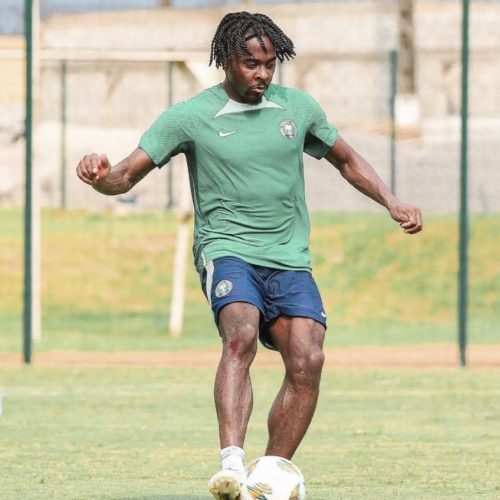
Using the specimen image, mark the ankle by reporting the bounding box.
[220,445,245,475]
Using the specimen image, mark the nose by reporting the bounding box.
[257,64,271,82]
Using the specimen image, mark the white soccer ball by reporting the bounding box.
[244,455,306,500]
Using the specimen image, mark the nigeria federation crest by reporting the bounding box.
[215,279,233,298]
[279,119,298,140]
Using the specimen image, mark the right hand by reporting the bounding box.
[76,153,111,185]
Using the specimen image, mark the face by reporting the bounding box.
[224,35,277,104]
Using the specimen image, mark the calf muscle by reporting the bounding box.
[214,303,260,448]
[266,316,325,458]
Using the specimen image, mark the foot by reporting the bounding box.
[208,469,250,500]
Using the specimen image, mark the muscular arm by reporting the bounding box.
[325,136,422,234]
[76,147,156,196]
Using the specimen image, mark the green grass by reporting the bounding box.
[1,365,499,499]
[1,209,499,498]
[0,208,499,352]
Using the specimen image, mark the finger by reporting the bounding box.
[83,154,97,179]
[400,219,415,229]
[93,153,111,181]
[398,215,414,228]
[84,154,101,181]
[90,153,101,177]
[78,175,94,185]
[417,209,423,229]
[79,157,95,181]
[403,218,423,234]
[410,209,423,232]
[99,153,110,170]
[76,164,93,185]
[401,207,420,225]
[405,225,422,234]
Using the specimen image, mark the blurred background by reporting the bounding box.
[0,0,498,359]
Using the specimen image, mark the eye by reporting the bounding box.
[267,61,276,70]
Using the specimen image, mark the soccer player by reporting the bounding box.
[76,12,422,500]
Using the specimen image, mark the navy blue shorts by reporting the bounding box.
[200,256,327,350]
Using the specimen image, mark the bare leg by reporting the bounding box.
[215,302,260,448]
[265,316,325,459]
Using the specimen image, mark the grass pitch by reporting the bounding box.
[0,208,498,498]
[0,209,499,352]
[1,363,499,499]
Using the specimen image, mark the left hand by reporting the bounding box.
[389,202,423,234]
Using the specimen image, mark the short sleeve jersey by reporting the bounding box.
[139,83,338,273]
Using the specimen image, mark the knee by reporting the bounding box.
[287,346,325,386]
[305,347,325,375]
[221,323,258,362]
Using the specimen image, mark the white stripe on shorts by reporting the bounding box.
[200,249,207,268]
[204,259,215,307]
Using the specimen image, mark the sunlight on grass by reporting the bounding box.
[1,366,499,499]
[0,209,498,351]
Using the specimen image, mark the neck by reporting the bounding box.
[222,79,244,103]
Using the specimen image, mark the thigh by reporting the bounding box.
[260,270,327,350]
[268,315,326,363]
[218,302,261,347]
[201,256,266,326]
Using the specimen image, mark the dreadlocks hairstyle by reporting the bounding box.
[209,11,296,68]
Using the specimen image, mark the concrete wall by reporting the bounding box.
[416,2,500,117]
[38,2,397,127]
[0,36,24,106]
[38,1,500,122]
[1,1,499,213]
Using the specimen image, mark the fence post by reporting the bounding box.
[23,0,35,363]
[458,0,470,367]
[23,0,43,354]
[60,59,67,209]
[389,50,398,195]
[166,60,174,210]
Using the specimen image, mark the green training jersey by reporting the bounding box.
[139,83,338,273]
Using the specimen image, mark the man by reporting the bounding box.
[76,12,422,500]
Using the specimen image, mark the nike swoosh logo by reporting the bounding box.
[218,130,237,137]
[320,312,327,318]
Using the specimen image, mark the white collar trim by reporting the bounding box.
[215,96,284,118]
